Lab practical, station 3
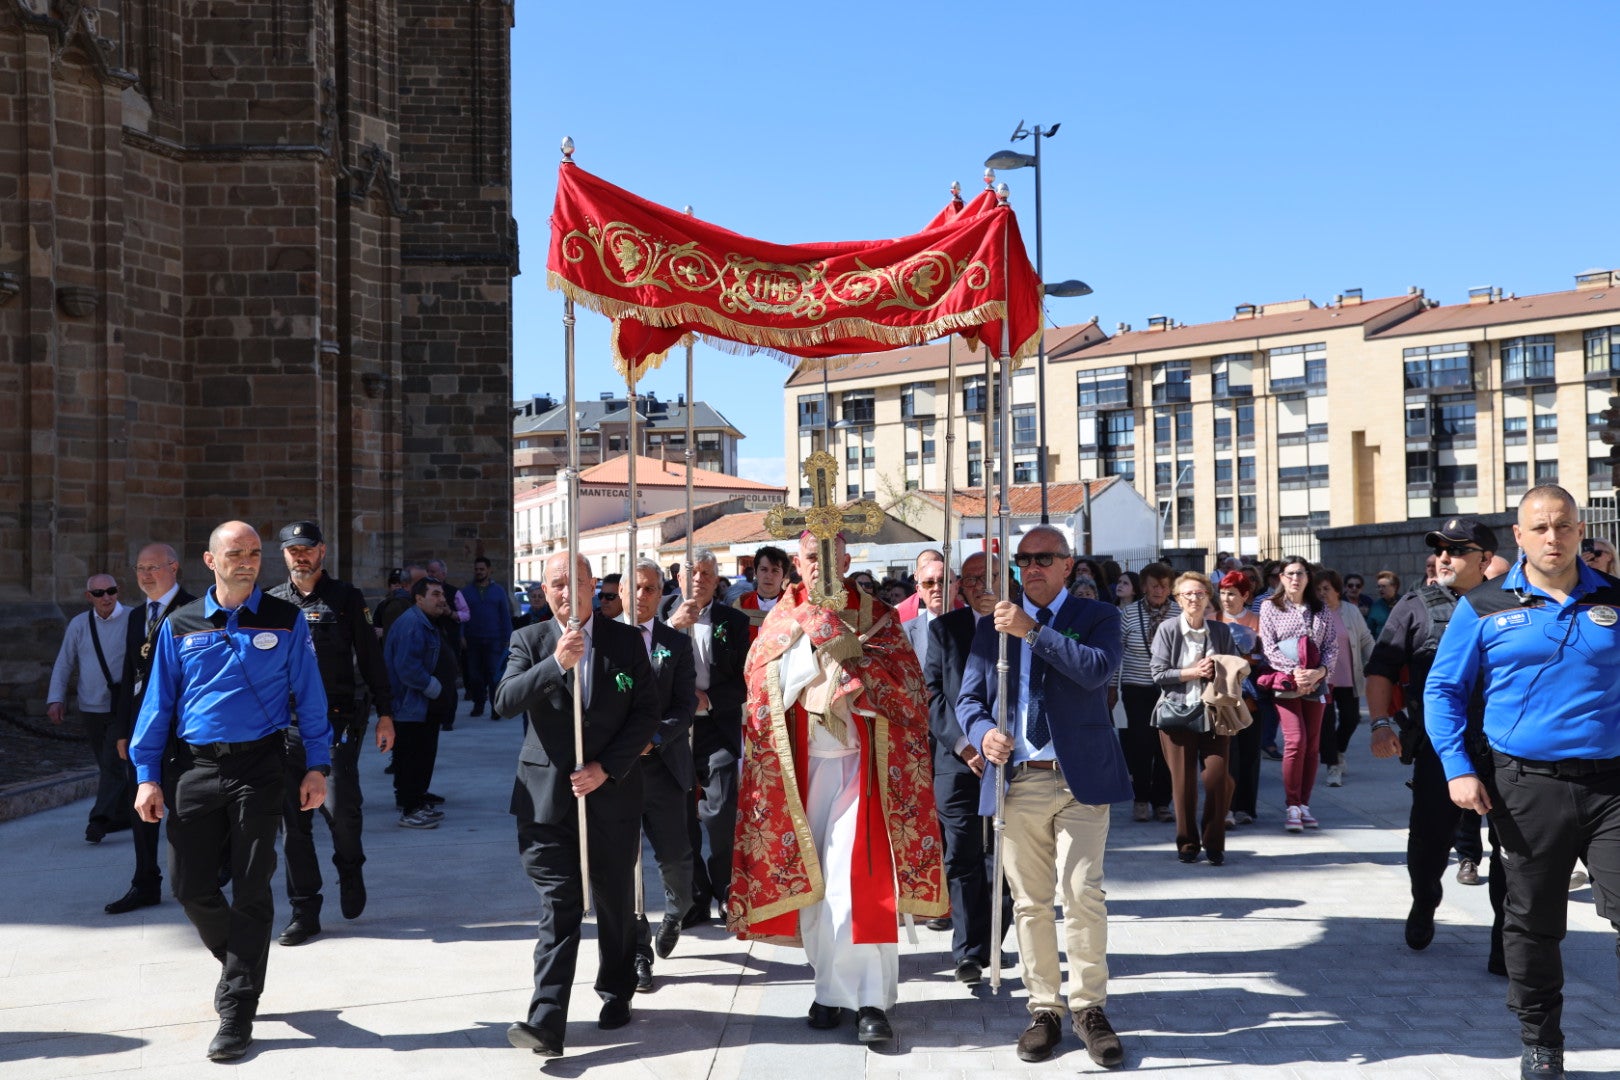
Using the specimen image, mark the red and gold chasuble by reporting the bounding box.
[727,581,945,946]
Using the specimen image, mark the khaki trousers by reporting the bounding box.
[1001,766,1110,1014]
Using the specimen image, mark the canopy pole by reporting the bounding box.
[683,206,698,602]
[989,184,1015,993]
[941,181,960,613]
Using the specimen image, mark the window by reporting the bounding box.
[1403,344,1473,392]
[846,483,859,498]
[1434,464,1477,486]
[697,432,720,448]
[900,381,936,419]
[963,376,987,414]
[1586,326,1620,374]
[1238,456,1256,483]
[1590,454,1615,491]
[1012,404,1037,448]
[967,439,982,456]
[1406,451,1431,487]
[1269,343,1326,391]
[799,486,812,507]
[920,422,936,463]
[1214,415,1231,442]
[1212,353,1254,398]
[1150,361,1191,404]
[1502,334,1555,383]
[1235,402,1255,440]
[1504,461,1529,486]
[1534,413,1558,434]
[841,389,874,425]
[1278,464,1329,488]
[1434,394,1476,443]
[796,393,825,429]
[1153,412,1172,445]
[1215,459,1233,484]
[1076,366,1131,407]
[1014,460,1037,483]
[1535,460,1559,484]
[1155,462,1172,490]
[1102,410,1134,448]
[1175,405,1193,445]
[1216,497,1234,527]
[1176,495,1195,533]
[1503,415,1528,434]
[967,459,983,486]
[846,443,859,466]
[1239,494,1256,528]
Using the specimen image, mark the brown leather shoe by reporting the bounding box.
[1016,1009,1062,1062]
[1075,1006,1124,1068]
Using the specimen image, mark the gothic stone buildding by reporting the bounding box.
[0,2,516,710]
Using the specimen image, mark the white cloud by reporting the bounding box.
[738,456,787,487]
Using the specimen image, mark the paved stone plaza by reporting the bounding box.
[3,701,1617,1079]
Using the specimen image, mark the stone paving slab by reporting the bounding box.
[2,701,1617,1078]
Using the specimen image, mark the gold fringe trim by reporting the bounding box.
[758,655,823,917]
[549,270,1009,366]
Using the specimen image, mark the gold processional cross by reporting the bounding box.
[764,451,885,610]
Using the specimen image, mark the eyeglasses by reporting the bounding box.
[855,580,876,593]
[1014,552,1069,568]
[1177,590,1208,600]
[1436,545,1481,559]
[88,587,119,597]
[917,578,943,588]
[958,574,986,586]
[599,592,620,601]
[1280,570,1309,579]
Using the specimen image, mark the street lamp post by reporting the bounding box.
[985,122,1092,525]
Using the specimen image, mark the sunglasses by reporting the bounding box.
[1014,552,1068,568]
[1436,545,1480,559]
[88,586,119,597]
[916,578,944,588]
[599,592,620,601]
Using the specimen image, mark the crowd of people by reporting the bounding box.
[40,486,1620,1077]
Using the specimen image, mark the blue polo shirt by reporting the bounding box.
[131,586,331,784]
[1424,559,1620,780]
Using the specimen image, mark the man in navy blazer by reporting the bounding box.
[956,524,1130,1069]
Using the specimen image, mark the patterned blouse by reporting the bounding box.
[1258,599,1342,692]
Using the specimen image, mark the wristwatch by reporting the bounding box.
[1024,625,1042,649]
[309,764,332,777]
[1369,717,1396,733]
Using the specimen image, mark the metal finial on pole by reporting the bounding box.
[562,296,592,917]
[983,167,996,190]
[560,135,575,162]
[995,182,1010,205]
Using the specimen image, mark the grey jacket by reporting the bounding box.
[1149,617,1240,713]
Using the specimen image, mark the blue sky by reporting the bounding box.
[511,3,1617,487]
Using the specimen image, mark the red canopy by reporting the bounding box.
[547,164,1041,381]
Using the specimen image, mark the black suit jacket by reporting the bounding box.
[114,589,197,741]
[657,594,751,756]
[495,613,660,826]
[925,607,980,778]
[645,619,698,791]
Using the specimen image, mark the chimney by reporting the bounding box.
[1341,288,1363,306]
[1467,286,1496,306]
[1576,268,1617,291]
[599,391,614,401]
[1147,314,1171,331]
[1234,303,1257,320]
[1407,286,1423,296]
[677,392,686,406]
[1115,322,1131,334]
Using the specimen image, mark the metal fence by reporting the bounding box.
[1582,497,1620,548]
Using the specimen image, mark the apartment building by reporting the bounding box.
[781,268,1620,558]
[514,391,744,490]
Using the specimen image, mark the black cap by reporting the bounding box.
[279,520,324,549]
[1425,517,1497,553]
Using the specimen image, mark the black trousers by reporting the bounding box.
[121,756,164,892]
[463,636,508,711]
[1319,687,1361,766]
[392,717,441,813]
[82,710,128,827]
[688,728,738,913]
[282,719,366,920]
[1409,741,1505,952]
[163,738,285,1022]
[1120,684,1172,808]
[518,810,639,1042]
[1489,754,1620,1049]
[634,754,696,960]
[1229,709,1263,818]
[934,755,1011,965]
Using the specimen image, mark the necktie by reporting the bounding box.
[1027,607,1053,749]
[643,624,653,657]
[147,600,160,635]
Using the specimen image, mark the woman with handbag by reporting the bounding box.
[1149,572,1241,865]
[1258,557,1341,832]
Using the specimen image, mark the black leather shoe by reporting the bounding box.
[277,917,321,947]
[1521,1044,1565,1078]
[1207,851,1225,867]
[340,875,367,920]
[506,1020,562,1057]
[1075,1006,1124,1068]
[682,903,713,929]
[925,916,953,931]
[1404,902,1436,951]
[954,959,982,984]
[105,887,161,915]
[1016,1010,1062,1062]
[807,1002,844,1029]
[421,792,445,806]
[207,1019,252,1061]
[85,822,107,844]
[598,999,631,1030]
[1177,845,1200,864]
[654,914,682,958]
[469,704,484,717]
[635,955,654,993]
[856,1006,893,1045]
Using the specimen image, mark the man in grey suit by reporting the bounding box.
[626,560,698,991]
[957,525,1131,1069]
[495,550,659,1059]
[901,553,948,658]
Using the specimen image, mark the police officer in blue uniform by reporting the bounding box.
[1426,485,1620,1080]
[269,520,396,946]
[131,521,332,1062]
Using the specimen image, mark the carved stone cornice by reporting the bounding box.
[8,1,138,87]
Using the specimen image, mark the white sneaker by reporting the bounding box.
[1571,868,1590,889]
[1326,765,1344,787]
[1233,811,1254,826]
[1284,806,1303,832]
[1224,811,1237,827]
[1299,805,1319,829]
